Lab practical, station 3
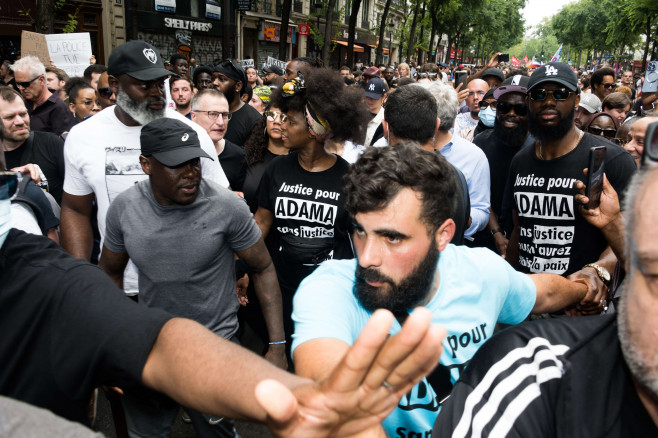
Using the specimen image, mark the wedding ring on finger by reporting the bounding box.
[382,381,393,390]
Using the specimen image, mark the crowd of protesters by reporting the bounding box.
[1,39,658,438]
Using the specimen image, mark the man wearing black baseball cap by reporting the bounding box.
[61,41,229,301]
[212,59,261,146]
[263,65,284,86]
[505,62,636,313]
[100,117,286,437]
[473,74,533,255]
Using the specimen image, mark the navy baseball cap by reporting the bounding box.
[141,118,212,167]
[364,77,388,98]
[482,68,504,82]
[263,65,284,76]
[108,41,175,81]
[528,62,579,92]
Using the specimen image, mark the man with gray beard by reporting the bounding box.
[61,40,229,298]
[433,162,658,436]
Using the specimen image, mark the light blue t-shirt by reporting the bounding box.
[292,244,536,438]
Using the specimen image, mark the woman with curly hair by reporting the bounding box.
[242,105,289,213]
[253,68,369,353]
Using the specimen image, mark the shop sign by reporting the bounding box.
[298,24,310,35]
[155,0,176,13]
[164,17,214,32]
[206,0,221,20]
[237,0,252,11]
[263,21,294,43]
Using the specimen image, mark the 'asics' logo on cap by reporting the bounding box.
[182,133,190,141]
[545,66,559,76]
[143,48,158,64]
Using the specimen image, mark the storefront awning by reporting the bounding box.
[332,40,364,52]
[365,44,390,54]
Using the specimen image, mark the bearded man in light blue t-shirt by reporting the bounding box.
[291,143,601,438]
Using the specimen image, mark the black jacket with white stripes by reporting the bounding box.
[433,314,658,437]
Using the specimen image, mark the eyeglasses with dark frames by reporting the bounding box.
[194,110,232,121]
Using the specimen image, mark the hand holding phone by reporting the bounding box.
[585,146,606,209]
[498,53,509,63]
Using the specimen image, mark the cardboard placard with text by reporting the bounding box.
[21,31,50,66]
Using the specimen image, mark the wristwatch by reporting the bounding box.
[583,263,611,285]
[490,227,505,237]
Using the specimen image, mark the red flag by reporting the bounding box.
[523,55,528,65]
[512,56,520,66]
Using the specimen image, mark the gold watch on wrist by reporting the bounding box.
[583,263,611,285]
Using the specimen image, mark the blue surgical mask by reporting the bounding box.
[0,199,11,248]
[478,106,496,127]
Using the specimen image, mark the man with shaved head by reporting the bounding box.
[453,78,489,135]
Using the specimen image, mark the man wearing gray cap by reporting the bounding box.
[60,40,229,298]
[100,117,286,437]
[506,62,636,314]
[575,92,602,129]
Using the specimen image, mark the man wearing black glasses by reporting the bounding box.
[591,66,616,102]
[213,59,261,146]
[10,56,73,136]
[473,74,534,256]
[506,62,636,316]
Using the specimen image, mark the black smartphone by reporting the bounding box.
[585,146,607,209]
[454,71,467,89]
[498,53,509,63]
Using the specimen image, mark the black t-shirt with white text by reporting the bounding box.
[508,133,636,275]
[257,152,353,290]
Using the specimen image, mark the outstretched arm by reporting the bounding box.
[142,308,445,437]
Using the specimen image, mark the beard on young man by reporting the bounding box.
[528,105,575,142]
[353,239,439,318]
[493,113,529,147]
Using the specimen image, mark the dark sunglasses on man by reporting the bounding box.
[0,172,20,201]
[16,76,41,89]
[587,126,617,138]
[496,101,528,116]
[602,83,617,90]
[97,87,114,99]
[642,121,658,166]
[528,88,573,101]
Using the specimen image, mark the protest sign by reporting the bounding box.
[45,33,92,77]
[267,56,287,72]
[21,31,50,66]
[240,59,255,69]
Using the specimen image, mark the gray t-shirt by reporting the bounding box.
[104,179,261,339]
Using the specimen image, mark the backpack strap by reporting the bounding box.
[11,177,47,235]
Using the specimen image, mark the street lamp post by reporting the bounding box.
[314,0,323,58]
[388,21,394,65]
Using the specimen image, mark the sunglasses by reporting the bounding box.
[16,76,40,89]
[194,110,232,121]
[528,88,573,101]
[264,110,287,122]
[602,83,616,89]
[641,121,658,166]
[479,100,497,109]
[97,87,113,99]
[496,101,528,116]
[0,172,20,201]
[587,126,617,138]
